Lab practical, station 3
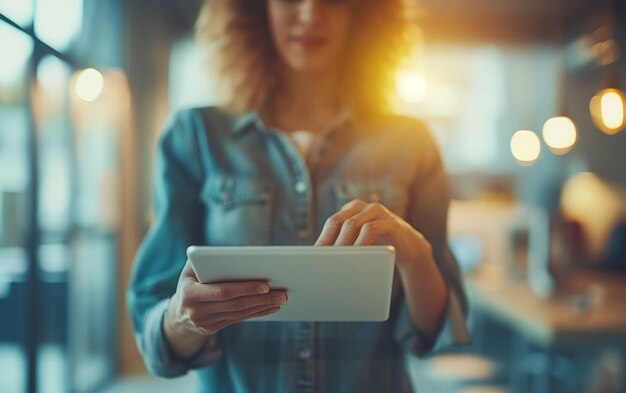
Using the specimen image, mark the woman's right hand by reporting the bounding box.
[163,260,287,357]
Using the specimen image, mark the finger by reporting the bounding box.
[340,198,368,212]
[315,199,367,246]
[353,218,394,246]
[182,280,270,304]
[196,304,282,327]
[182,319,210,336]
[182,260,199,281]
[334,202,387,246]
[200,305,281,334]
[190,290,287,317]
[242,305,282,320]
[199,319,235,335]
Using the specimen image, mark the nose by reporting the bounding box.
[297,0,323,26]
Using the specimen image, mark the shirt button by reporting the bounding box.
[297,230,308,239]
[295,181,307,193]
[298,348,312,360]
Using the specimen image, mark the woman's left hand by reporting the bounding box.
[314,199,433,270]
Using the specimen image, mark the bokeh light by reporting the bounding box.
[75,68,104,102]
[542,116,577,155]
[395,70,427,103]
[510,130,541,165]
[590,88,625,135]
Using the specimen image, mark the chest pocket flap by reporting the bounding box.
[201,175,273,245]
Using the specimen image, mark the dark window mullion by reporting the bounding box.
[2,9,80,393]
[0,12,77,67]
[24,37,41,393]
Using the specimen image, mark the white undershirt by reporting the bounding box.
[281,108,351,161]
[287,130,317,159]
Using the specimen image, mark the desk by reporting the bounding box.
[466,263,626,392]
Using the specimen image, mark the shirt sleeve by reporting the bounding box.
[127,109,223,377]
[393,122,471,357]
[394,253,471,357]
[135,299,222,377]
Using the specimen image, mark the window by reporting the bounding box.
[1,4,118,392]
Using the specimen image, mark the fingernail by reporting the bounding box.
[257,284,269,294]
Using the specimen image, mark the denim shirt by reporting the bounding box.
[127,106,470,393]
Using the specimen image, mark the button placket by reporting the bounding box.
[270,132,318,392]
[269,124,345,393]
[296,321,315,393]
[295,180,307,194]
[298,347,313,360]
[272,132,314,244]
[291,156,315,391]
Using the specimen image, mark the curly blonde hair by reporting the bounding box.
[196,0,417,121]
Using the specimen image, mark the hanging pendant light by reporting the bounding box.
[588,9,624,135]
[542,0,578,154]
[590,87,625,135]
[543,116,577,154]
[542,65,577,154]
[511,130,541,166]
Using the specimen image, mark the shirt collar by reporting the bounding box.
[232,106,355,136]
[232,111,265,135]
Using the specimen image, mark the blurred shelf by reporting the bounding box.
[467,263,626,349]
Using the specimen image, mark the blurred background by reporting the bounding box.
[1,0,625,392]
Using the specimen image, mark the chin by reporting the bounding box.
[286,58,336,75]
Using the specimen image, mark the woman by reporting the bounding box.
[128,0,469,392]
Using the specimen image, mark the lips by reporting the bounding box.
[289,35,329,50]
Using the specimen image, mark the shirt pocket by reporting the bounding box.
[334,178,409,219]
[201,175,273,245]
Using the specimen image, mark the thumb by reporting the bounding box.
[182,260,199,282]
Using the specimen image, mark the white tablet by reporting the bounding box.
[186,245,396,322]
